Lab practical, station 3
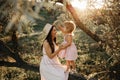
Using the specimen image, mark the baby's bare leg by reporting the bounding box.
[70,60,76,70]
[66,60,70,72]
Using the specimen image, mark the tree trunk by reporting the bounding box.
[66,2,102,42]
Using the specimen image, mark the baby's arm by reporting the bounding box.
[58,26,65,33]
[62,35,72,49]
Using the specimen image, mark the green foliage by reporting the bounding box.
[0,67,40,80]
[0,0,120,80]
[0,33,41,79]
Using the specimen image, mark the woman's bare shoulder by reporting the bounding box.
[43,40,49,47]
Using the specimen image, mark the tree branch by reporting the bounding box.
[0,40,39,72]
[66,2,102,42]
[0,60,39,72]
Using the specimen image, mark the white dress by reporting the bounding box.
[40,43,69,80]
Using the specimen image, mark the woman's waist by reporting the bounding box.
[40,56,61,64]
[42,55,58,60]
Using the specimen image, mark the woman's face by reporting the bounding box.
[51,27,57,39]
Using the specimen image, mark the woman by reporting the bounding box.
[40,23,69,80]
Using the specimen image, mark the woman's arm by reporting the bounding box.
[43,40,62,59]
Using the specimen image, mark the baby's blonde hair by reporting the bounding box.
[64,21,76,33]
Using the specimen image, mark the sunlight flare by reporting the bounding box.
[70,0,104,10]
[70,0,87,10]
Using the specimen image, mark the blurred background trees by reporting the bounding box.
[0,0,120,80]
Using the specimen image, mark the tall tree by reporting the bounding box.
[65,1,102,42]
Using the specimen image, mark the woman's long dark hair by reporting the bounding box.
[42,26,56,53]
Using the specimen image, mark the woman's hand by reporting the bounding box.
[59,44,65,50]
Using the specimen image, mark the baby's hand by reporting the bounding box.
[57,26,61,30]
[58,25,64,30]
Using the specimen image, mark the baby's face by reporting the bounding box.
[64,26,67,31]
[63,26,68,33]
